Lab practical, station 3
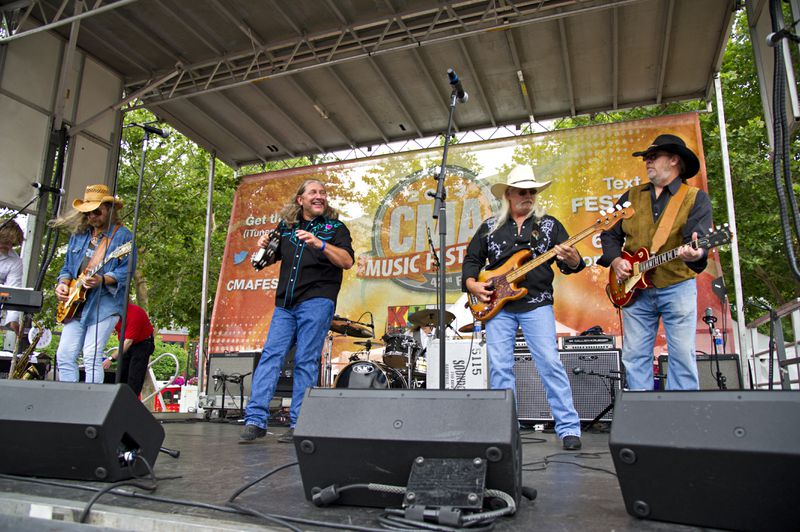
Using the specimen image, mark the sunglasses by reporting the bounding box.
[512,188,537,196]
[642,151,669,162]
[88,207,104,216]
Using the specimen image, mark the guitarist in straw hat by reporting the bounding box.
[51,184,135,384]
[599,134,712,391]
[463,165,584,451]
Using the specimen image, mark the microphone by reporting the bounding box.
[31,183,65,196]
[426,226,440,268]
[131,122,170,138]
[447,68,468,103]
[702,307,717,325]
[572,366,584,375]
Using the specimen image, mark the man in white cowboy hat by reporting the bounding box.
[599,133,712,391]
[51,184,135,384]
[463,164,584,451]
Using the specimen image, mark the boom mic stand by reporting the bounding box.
[573,367,622,432]
[429,69,467,389]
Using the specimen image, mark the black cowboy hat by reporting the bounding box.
[632,134,700,180]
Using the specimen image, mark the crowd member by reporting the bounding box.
[103,302,154,396]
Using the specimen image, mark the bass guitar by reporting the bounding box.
[467,203,634,322]
[606,224,732,307]
[56,242,133,323]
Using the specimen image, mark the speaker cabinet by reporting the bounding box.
[514,350,621,421]
[0,380,165,481]
[610,391,800,531]
[657,354,742,390]
[294,388,521,508]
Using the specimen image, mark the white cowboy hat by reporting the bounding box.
[490,165,552,199]
[72,184,124,212]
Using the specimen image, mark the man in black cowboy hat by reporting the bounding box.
[599,134,713,391]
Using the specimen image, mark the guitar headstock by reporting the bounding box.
[698,223,733,249]
[108,241,133,259]
[595,201,635,231]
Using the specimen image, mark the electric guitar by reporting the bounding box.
[56,242,133,323]
[606,224,733,307]
[467,203,634,322]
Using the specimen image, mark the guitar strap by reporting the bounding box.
[649,184,689,254]
[83,224,121,275]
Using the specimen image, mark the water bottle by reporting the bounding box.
[474,321,484,344]
[713,328,723,353]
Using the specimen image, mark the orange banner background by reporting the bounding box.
[209,113,732,362]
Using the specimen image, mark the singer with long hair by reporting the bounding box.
[51,184,135,383]
[240,179,354,444]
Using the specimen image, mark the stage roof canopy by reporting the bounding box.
[16,0,736,168]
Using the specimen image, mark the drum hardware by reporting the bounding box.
[354,339,383,348]
[329,315,374,338]
[334,360,407,389]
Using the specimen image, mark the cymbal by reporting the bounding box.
[354,340,383,347]
[330,317,373,338]
[458,323,475,333]
[408,309,455,328]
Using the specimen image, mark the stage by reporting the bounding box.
[0,420,705,531]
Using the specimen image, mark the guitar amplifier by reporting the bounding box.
[657,354,743,390]
[514,349,622,421]
[561,334,615,350]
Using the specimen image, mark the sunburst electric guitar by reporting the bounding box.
[467,203,634,322]
[56,242,133,323]
[606,224,732,307]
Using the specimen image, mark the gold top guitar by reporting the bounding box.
[606,224,732,307]
[56,242,132,323]
[467,203,634,322]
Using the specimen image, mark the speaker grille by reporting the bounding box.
[514,349,621,421]
[657,354,742,390]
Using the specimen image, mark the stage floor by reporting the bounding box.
[0,420,708,531]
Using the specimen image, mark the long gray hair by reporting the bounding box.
[48,202,122,235]
[488,191,545,236]
[279,179,339,224]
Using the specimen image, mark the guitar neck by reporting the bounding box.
[506,224,594,283]
[638,240,699,274]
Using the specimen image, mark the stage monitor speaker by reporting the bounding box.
[657,354,742,390]
[0,380,165,482]
[294,388,521,508]
[610,391,800,531]
[514,349,621,421]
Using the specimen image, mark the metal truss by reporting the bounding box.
[124,0,645,107]
[0,0,139,42]
[236,123,545,173]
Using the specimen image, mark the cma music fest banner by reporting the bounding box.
[209,112,732,367]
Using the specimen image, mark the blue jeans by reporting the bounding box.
[485,305,581,439]
[622,278,699,390]
[56,315,119,383]
[244,297,334,429]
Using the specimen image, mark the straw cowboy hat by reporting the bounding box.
[72,184,124,212]
[632,133,700,180]
[490,165,552,199]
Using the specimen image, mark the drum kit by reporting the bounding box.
[325,309,456,390]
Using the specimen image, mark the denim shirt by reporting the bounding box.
[57,226,136,326]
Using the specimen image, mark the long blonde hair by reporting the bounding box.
[488,191,545,236]
[48,202,123,235]
[279,179,339,225]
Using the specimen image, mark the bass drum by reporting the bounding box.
[334,361,408,389]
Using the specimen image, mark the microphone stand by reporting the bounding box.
[703,312,727,390]
[430,86,462,390]
[575,369,622,432]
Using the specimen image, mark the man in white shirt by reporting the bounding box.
[0,218,24,336]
